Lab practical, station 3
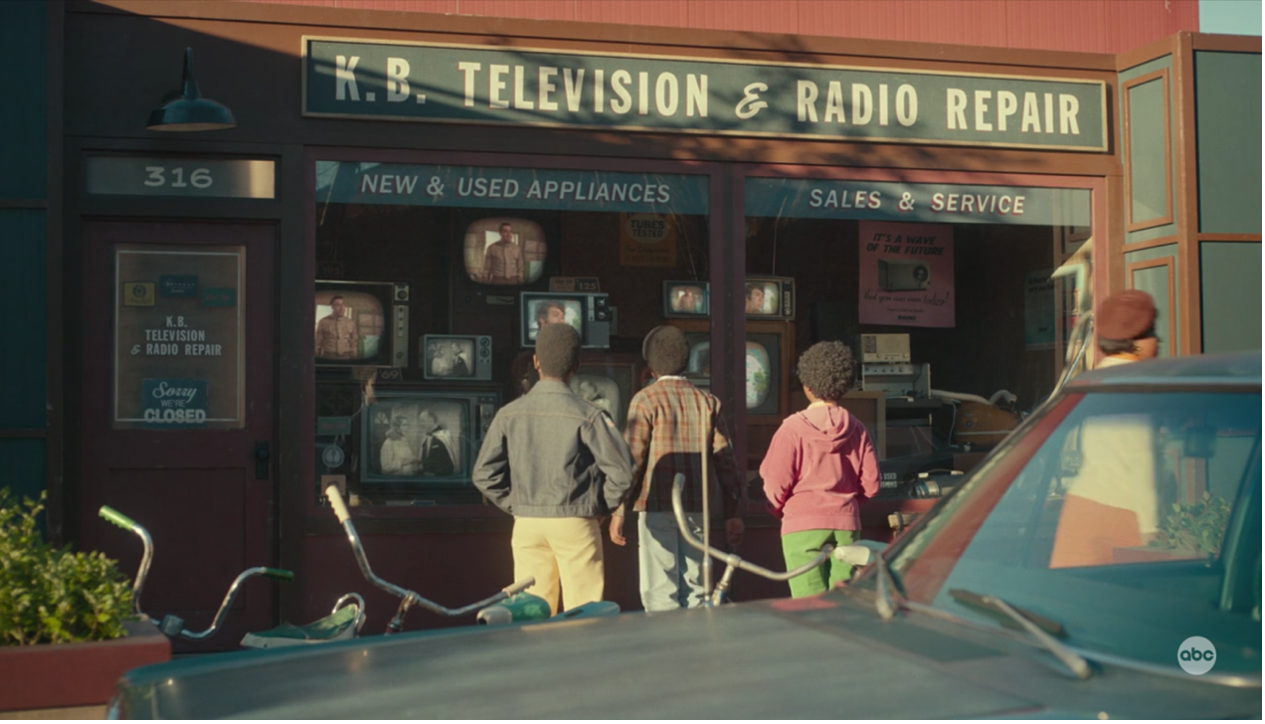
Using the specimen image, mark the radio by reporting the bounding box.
[878,259,931,292]
[861,333,911,363]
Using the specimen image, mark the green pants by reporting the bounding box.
[781,529,859,598]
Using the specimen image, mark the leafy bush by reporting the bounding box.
[1151,491,1232,558]
[0,489,133,646]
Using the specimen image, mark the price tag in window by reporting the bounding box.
[550,277,601,293]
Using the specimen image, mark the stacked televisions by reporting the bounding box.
[316,216,622,504]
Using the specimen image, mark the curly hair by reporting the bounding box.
[795,341,855,402]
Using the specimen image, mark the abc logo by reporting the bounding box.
[1177,636,1216,675]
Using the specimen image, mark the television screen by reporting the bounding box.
[525,298,583,342]
[745,341,771,410]
[520,291,612,349]
[359,390,499,487]
[686,338,710,379]
[421,335,493,381]
[745,276,796,321]
[570,354,640,430]
[463,217,547,286]
[315,281,406,367]
[570,374,624,428]
[664,281,709,318]
[745,334,784,416]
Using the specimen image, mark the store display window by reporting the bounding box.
[743,174,1093,478]
[311,159,711,505]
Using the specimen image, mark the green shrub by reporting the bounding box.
[1151,491,1233,559]
[0,489,134,646]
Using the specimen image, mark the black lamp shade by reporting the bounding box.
[147,48,237,132]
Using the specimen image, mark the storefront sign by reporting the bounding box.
[316,161,708,214]
[303,38,1107,151]
[619,213,678,267]
[141,378,208,426]
[858,221,955,328]
[85,156,277,199]
[114,246,245,430]
[746,178,1091,226]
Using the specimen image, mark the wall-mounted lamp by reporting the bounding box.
[146,47,237,132]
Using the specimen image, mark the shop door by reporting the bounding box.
[79,221,276,651]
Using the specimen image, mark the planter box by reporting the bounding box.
[0,620,170,717]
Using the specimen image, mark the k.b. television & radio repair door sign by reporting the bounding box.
[857,221,954,328]
[113,244,245,429]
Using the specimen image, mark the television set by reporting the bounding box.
[745,328,789,421]
[663,281,709,318]
[360,389,499,488]
[520,291,613,349]
[744,275,796,321]
[571,353,642,431]
[684,333,711,382]
[671,319,791,424]
[421,334,493,381]
[463,217,547,287]
[315,280,409,368]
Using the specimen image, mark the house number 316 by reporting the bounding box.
[143,166,213,189]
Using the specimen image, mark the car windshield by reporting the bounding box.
[885,389,1261,676]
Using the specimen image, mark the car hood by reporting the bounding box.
[110,592,1259,719]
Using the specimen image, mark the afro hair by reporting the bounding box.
[795,341,855,402]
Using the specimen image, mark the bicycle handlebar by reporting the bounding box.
[99,505,138,532]
[98,505,152,616]
[178,567,296,640]
[671,474,837,584]
[323,485,532,623]
[262,567,295,582]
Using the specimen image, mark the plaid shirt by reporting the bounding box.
[622,377,743,519]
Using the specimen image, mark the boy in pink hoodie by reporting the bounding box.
[760,341,880,598]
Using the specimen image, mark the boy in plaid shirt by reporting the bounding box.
[610,325,745,611]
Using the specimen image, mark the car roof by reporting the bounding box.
[1066,350,1261,391]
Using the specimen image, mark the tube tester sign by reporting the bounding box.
[303,38,1107,152]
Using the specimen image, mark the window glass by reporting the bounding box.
[312,161,709,505]
[742,175,1092,485]
[113,244,246,430]
[892,390,1261,672]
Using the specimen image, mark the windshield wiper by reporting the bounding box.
[949,588,1093,680]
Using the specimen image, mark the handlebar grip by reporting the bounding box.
[325,485,351,524]
[503,577,535,596]
[99,506,137,531]
[262,568,295,582]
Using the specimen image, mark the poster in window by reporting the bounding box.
[113,245,245,430]
[1024,269,1057,350]
[857,221,955,328]
[619,213,676,267]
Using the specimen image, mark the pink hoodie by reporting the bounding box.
[759,404,880,535]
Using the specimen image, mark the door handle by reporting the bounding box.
[254,441,270,480]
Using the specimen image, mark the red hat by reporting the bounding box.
[1098,290,1157,340]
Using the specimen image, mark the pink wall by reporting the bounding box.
[236,0,1197,55]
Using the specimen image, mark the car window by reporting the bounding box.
[889,390,1261,673]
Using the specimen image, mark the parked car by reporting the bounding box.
[108,352,1261,719]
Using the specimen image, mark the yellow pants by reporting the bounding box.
[511,517,605,615]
